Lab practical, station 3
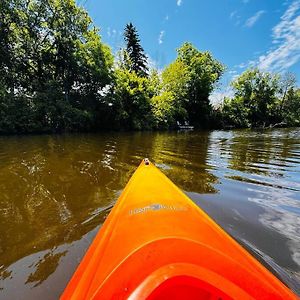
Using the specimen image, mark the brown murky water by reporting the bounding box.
[0,129,299,299]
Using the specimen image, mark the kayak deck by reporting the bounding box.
[61,159,297,300]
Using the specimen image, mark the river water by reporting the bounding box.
[0,129,299,299]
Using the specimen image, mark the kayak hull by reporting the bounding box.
[61,160,297,300]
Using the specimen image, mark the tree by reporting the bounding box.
[278,72,296,113]
[148,69,182,129]
[161,43,224,127]
[221,96,251,128]
[1,0,298,133]
[220,70,300,129]
[124,23,148,77]
[160,60,190,124]
[112,68,153,130]
[230,68,280,127]
[0,0,114,133]
[282,88,300,126]
[151,92,178,129]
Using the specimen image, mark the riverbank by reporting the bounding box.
[2,2,300,136]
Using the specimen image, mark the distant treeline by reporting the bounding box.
[0,0,299,134]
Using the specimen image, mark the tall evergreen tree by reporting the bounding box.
[124,23,148,77]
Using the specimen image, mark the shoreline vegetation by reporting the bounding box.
[1,0,299,134]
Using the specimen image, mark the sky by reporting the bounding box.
[80,0,300,104]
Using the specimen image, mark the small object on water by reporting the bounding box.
[177,121,194,130]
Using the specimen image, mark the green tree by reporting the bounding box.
[124,23,148,77]
[221,70,300,129]
[148,69,182,129]
[171,43,224,127]
[112,68,153,130]
[278,72,297,115]
[148,69,161,98]
[156,60,190,126]
[229,68,280,127]
[0,0,113,133]
[282,88,300,126]
[151,92,176,129]
[221,96,251,128]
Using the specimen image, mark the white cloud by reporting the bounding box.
[177,0,182,6]
[258,0,300,71]
[210,89,234,107]
[230,11,237,19]
[237,62,247,69]
[210,83,235,107]
[229,11,242,26]
[147,56,157,70]
[158,31,165,45]
[214,2,300,105]
[165,15,169,21]
[245,10,265,28]
[107,27,119,39]
[147,55,163,74]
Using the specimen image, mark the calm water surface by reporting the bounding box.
[0,129,299,299]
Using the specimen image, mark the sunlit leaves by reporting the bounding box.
[222,69,299,128]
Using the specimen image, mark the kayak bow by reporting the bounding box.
[61,159,297,300]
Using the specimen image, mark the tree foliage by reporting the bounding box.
[160,60,190,124]
[221,69,299,128]
[0,0,113,133]
[112,68,152,130]
[176,43,225,127]
[0,1,299,134]
[281,88,300,126]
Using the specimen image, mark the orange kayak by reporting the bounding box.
[61,159,297,300]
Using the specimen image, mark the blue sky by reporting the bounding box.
[80,0,300,103]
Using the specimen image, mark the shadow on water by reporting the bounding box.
[0,129,299,298]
